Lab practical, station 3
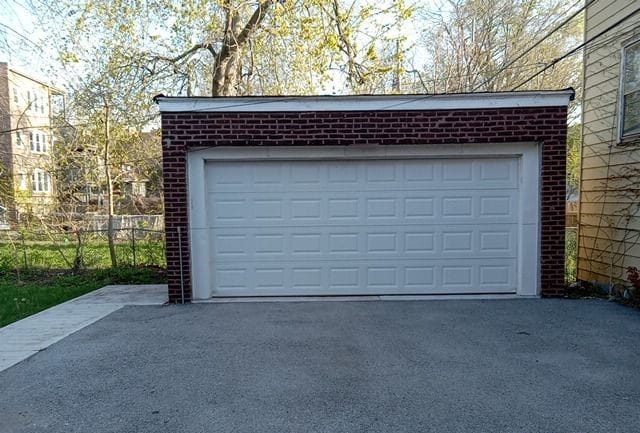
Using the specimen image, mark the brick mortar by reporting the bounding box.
[161,106,568,302]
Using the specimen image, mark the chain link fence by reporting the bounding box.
[0,228,165,270]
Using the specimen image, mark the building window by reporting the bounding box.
[16,131,22,147]
[32,169,51,193]
[621,40,640,139]
[28,131,48,153]
[26,91,31,110]
[13,88,18,104]
[40,95,45,114]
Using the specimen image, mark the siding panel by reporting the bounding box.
[579,0,640,285]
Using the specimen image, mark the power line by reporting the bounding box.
[512,5,640,91]
[0,21,42,52]
[472,0,594,92]
[409,62,547,90]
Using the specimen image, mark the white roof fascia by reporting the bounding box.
[156,90,574,113]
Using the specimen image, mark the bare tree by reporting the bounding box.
[417,0,582,93]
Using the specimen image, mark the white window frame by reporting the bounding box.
[31,169,51,193]
[619,38,640,142]
[43,171,50,192]
[29,131,49,154]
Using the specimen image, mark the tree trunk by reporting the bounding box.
[103,101,117,268]
[211,0,274,95]
[212,3,241,96]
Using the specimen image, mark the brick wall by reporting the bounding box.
[161,106,568,302]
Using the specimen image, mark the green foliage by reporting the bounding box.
[33,0,416,96]
[29,0,585,98]
[565,227,577,283]
[567,123,581,200]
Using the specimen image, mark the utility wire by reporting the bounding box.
[0,21,42,51]
[512,5,640,90]
[472,0,595,92]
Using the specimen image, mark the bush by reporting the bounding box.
[565,228,577,283]
[625,267,640,305]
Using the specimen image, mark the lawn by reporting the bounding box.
[0,231,166,327]
[0,238,165,269]
[0,227,579,327]
[0,266,166,327]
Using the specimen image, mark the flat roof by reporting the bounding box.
[155,89,575,113]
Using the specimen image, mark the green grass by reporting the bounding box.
[0,226,581,326]
[0,266,166,327]
[0,239,165,269]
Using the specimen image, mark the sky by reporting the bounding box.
[0,0,585,97]
[0,0,64,84]
[0,0,432,94]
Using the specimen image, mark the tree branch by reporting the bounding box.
[235,0,275,48]
[212,0,275,95]
[154,42,218,64]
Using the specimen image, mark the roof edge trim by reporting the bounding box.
[155,89,575,113]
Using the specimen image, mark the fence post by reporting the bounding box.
[20,232,28,268]
[131,227,136,267]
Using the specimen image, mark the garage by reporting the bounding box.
[157,91,572,301]
[200,155,524,296]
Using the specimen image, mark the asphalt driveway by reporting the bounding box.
[1,299,639,433]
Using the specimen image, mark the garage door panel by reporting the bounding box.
[205,158,520,296]
[212,258,516,295]
[206,159,519,193]
[210,225,517,261]
[207,190,519,227]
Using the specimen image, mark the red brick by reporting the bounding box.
[161,106,568,302]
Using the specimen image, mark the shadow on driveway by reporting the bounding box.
[1,299,639,433]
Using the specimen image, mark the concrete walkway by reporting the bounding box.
[0,284,167,372]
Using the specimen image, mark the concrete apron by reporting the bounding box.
[0,287,535,372]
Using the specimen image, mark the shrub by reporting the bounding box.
[626,267,640,305]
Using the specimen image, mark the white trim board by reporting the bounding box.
[158,90,574,112]
[187,144,540,300]
[193,294,537,303]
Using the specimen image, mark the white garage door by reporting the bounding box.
[203,157,520,296]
